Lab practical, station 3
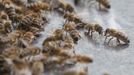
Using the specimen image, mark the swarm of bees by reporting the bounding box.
[0,0,130,75]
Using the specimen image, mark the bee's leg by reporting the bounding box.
[108,37,113,45]
[91,31,94,38]
[72,47,76,55]
[87,29,90,35]
[117,38,121,45]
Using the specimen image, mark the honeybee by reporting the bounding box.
[31,61,44,75]
[42,38,60,52]
[73,55,93,63]
[3,20,12,33]
[104,28,130,45]
[84,23,103,38]
[63,22,76,32]
[96,0,111,10]
[24,46,41,56]
[42,29,65,50]
[8,30,25,47]
[4,6,17,22]
[11,0,26,6]
[0,11,9,20]
[10,59,32,75]
[69,29,81,44]
[1,0,13,8]
[64,13,82,24]
[63,35,75,50]
[52,28,65,41]
[2,47,21,59]
[27,1,51,12]
[57,0,74,13]
[0,55,11,75]
[23,32,36,44]
[16,15,33,31]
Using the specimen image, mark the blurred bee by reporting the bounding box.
[0,0,13,8]
[16,15,33,31]
[23,32,36,44]
[4,6,17,22]
[69,29,81,44]
[0,11,9,20]
[75,22,87,30]
[64,13,82,24]
[0,55,11,75]
[11,0,27,6]
[63,67,88,75]
[63,22,76,32]
[104,28,130,45]
[2,47,21,59]
[31,60,44,75]
[3,20,12,33]
[73,55,93,63]
[9,59,32,75]
[24,46,41,56]
[42,37,61,51]
[8,30,26,47]
[84,23,103,38]
[63,35,75,50]
[57,0,74,13]
[63,22,76,37]
[96,0,111,10]
[52,28,65,41]
[27,1,51,12]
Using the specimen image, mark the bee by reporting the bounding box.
[17,15,33,31]
[63,35,75,50]
[69,29,81,44]
[23,32,36,44]
[1,0,13,8]
[27,1,51,12]
[52,28,65,41]
[57,0,74,13]
[2,47,21,59]
[63,22,76,33]
[24,46,41,56]
[3,20,12,33]
[84,23,103,38]
[11,0,26,6]
[96,0,111,10]
[4,6,17,22]
[10,59,32,75]
[64,13,82,24]
[42,37,60,51]
[73,55,93,63]
[0,11,9,20]
[63,67,88,75]
[8,30,26,47]
[0,55,11,75]
[31,61,44,75]
[104,28,130,45]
